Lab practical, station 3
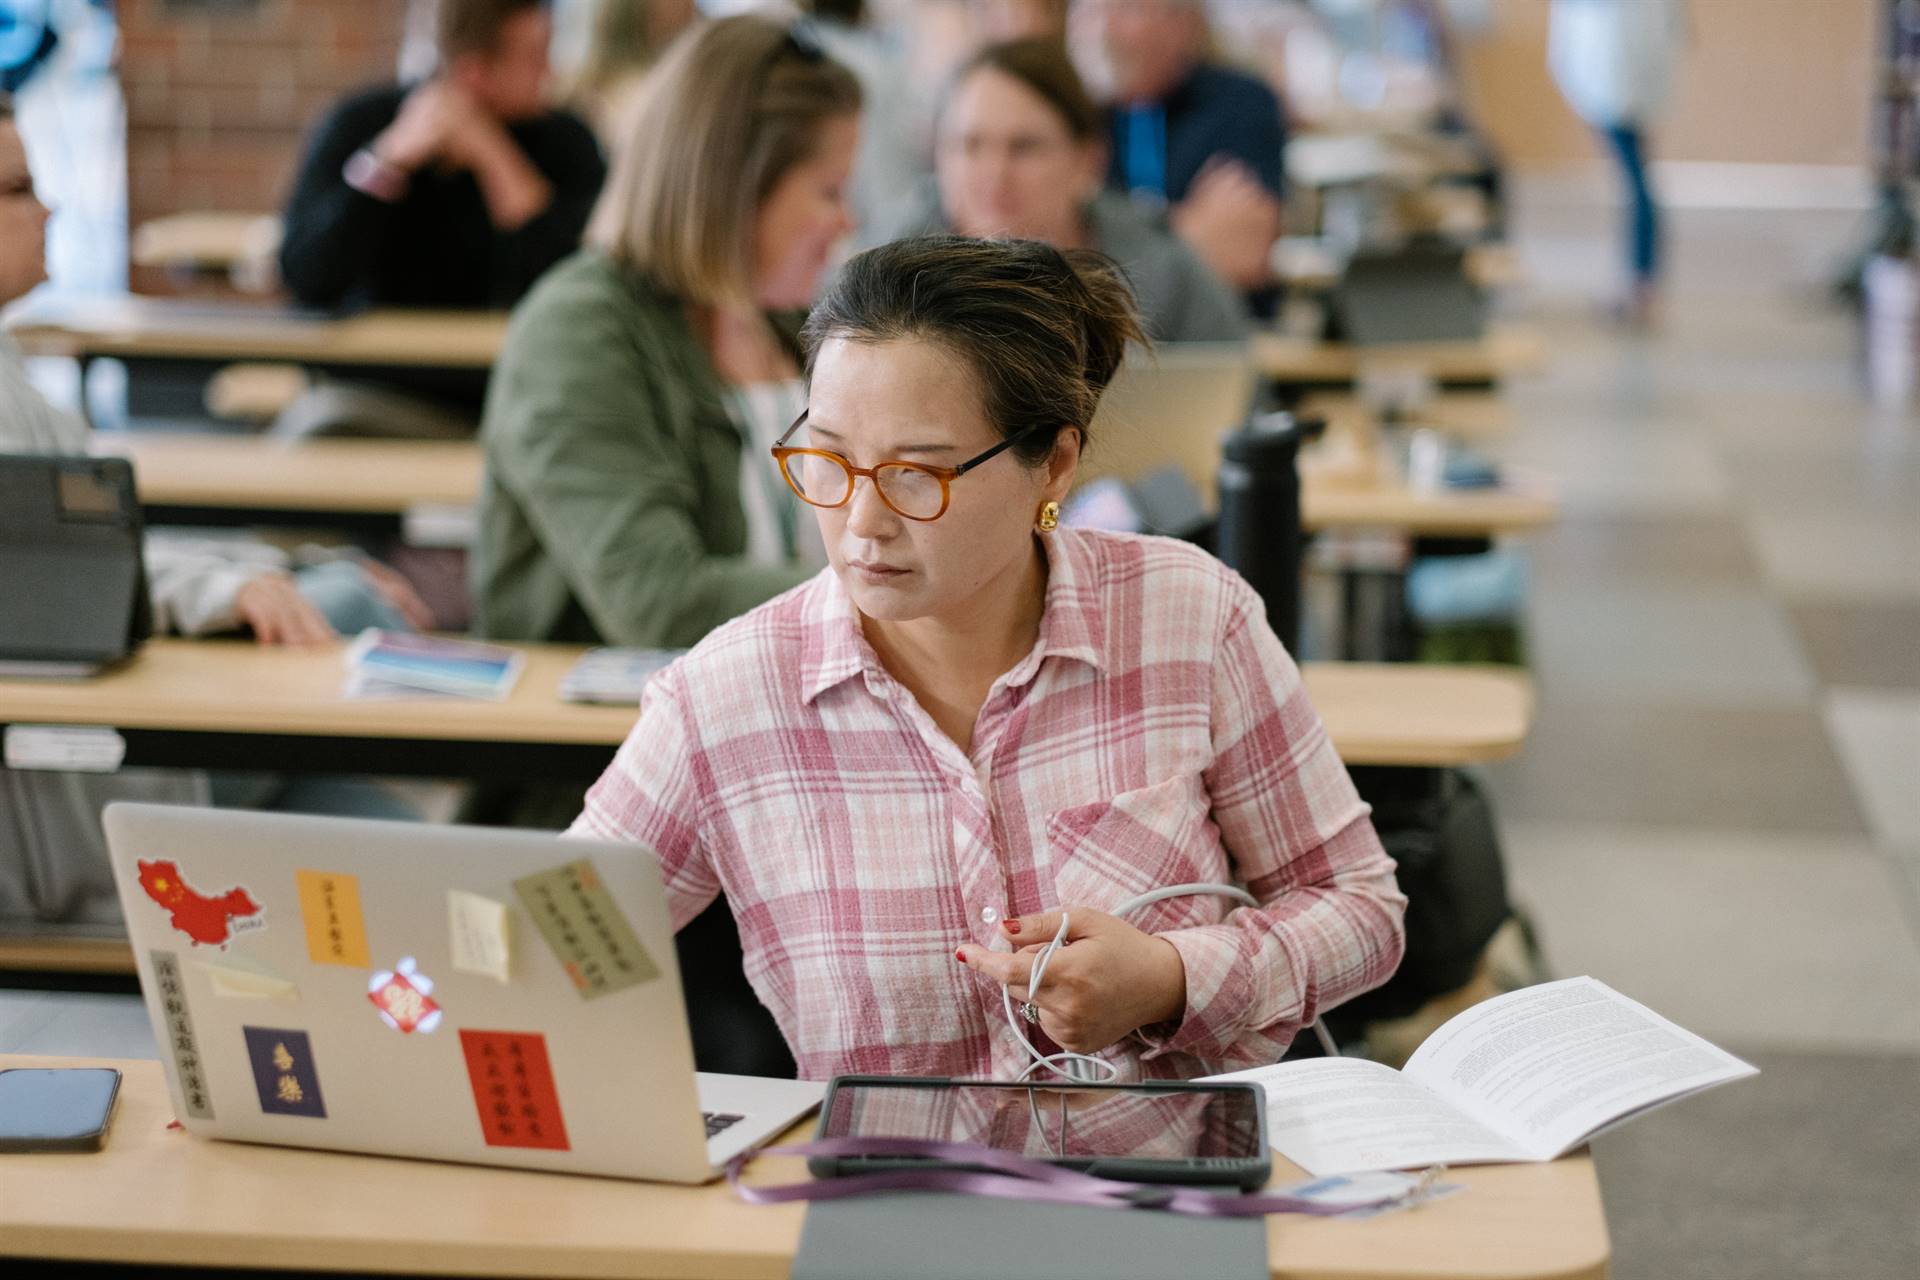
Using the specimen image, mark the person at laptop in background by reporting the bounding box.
[871,37,1248,344]
[474,15,860,651]
[571,236,1405,1083]
[275,0,606,433]
[1069,0,1284,314]
[0,98,431,641]
[0,95,431,927]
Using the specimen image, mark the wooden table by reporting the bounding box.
[1297,392,1514,442]
[1301,473,1557,538]
[0,1055,1609,1280]
[8,295,507,371]
[0,640,1532,774]
[102,434,483,530]
[1255,326,1547,389]
[0,639,632,783]
[130,212,282,290]
[1274,240,1523,294]
[108,434,1556,542]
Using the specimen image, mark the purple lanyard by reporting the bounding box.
[729,1136,1429,1218]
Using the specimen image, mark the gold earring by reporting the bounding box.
[1036,500,1060,532]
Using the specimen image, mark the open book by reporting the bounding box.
[1204,977,1757,1177]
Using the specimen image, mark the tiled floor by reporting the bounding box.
[1484,196,1920,1278]
[1593,1048,1920,1280]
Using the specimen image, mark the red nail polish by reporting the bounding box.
[955,948,967,962]
[1002,918,1019,934]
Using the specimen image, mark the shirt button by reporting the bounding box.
[979,906,999,926]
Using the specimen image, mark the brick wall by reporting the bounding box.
[119,0,413,294]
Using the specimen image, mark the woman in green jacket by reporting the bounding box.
[474,16,863,647]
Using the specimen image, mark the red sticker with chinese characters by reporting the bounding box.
[367,957,442,1034]
[457,1030,569,1151]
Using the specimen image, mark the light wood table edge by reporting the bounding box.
[0,1056,1607,1280]
[1300,488,1560,537]
[1255,328,1548,382]
[102,436,484,514]
[0,935,133,974]
[0,639,638,746]
[0,644,1531,763]
[1302,663,1534,767]
[7,306,507,371]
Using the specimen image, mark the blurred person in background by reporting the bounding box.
[874,36,1247,343]
[1070,0,1285,311]
[0,99,431,644]
[277,0,607,432]
[797,0,925,234]
[563,0,701,141]
[1549,0,1686,327]
[969,0,1067,41]
[473,15,862,652]
[813,0,1069,234]
[470,16,860,1069]
[0,98,429,930]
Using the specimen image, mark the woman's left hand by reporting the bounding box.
[957,909,1187,1055]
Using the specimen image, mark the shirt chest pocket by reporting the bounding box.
[1043,773,1235,935]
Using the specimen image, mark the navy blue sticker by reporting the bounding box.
[242,1026,327,1119]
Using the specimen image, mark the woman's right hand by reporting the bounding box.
[234,573,338,646]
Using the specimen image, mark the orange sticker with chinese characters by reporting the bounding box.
[295,869,371,968]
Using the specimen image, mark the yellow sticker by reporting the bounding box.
[447,890,512,983]
[295,869,371,968]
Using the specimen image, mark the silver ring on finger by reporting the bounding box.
[1020,1000,1041,1025]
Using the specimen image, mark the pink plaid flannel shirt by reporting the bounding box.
[570,529,1406,1082]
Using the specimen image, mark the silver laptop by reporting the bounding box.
[1080,342,1258,497]
[102,803,823,1182]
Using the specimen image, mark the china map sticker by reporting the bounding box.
[139,859,264,948]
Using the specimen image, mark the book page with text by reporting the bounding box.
[1403,977,1758,1160]
[1205,1056,1530,1176]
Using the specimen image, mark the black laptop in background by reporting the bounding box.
[0,453,151,677]
[1329,241,1491,346]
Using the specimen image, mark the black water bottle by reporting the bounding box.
[1215,412,1318,652]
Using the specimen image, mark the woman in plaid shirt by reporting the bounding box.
[571,236,1405,1082]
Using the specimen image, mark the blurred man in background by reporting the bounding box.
[1070,0,1285,308]
[277,0,605,430]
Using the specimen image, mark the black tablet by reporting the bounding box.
[812,1076,1270,1189]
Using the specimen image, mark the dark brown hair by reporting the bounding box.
[951,37,1099,142]
[803,236,1148,464]
[438,0,547,61]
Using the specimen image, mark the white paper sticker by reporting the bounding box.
[4,724,127,772]
[197,960,299,1001]
[448,889,512,983]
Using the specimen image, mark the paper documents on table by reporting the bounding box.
[557,647,683,704]
[1203,976,1757,1177]
[342,630,525,701]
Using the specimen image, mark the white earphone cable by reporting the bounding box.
[998,883,1267,1085]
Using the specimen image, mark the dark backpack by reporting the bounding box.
[1330,767,1512,1030]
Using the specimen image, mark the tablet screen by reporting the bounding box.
[818,1080,1263,1162]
